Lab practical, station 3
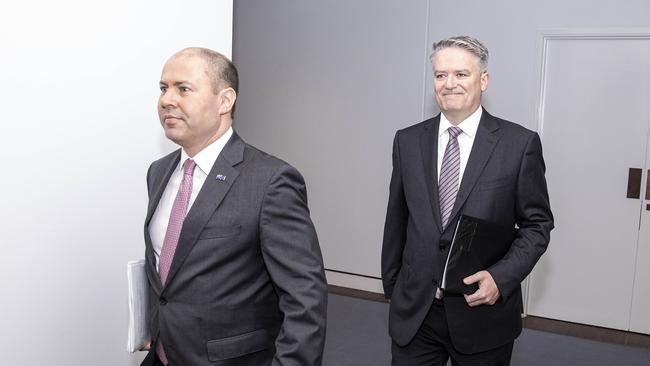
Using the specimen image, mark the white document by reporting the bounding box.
[127,259,151,353]
[440,219,463,291]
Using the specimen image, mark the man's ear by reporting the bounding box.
[480,71,489,92]
[219,87,237,115]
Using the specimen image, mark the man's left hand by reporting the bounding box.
[140,340,151,352]
[463,270,500,307]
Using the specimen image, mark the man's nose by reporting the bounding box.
[444,75,457,89]
[159,91,177,109]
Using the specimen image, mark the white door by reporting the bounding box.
[631,148,650,334]
[527,35,650,332]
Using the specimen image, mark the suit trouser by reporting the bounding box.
[140,349,171,366]
[391,298,514,366]
[151,353,169,366]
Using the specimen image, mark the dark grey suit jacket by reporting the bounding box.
[382,110,553,354]
[141,133,327,366]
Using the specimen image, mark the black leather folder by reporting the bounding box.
[442,215,518,295]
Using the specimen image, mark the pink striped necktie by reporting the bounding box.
[439,127,462,229]
[156,158,196,365]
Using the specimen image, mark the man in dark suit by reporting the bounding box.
[382,36,553,365]
[140,48,327,366]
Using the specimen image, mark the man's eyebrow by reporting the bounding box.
[159,81,193,86]
[434,68,472,73]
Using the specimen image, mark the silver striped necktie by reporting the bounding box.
[438,126,462,229]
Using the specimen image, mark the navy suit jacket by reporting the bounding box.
[382,110,553,353]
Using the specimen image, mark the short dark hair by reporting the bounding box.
[178,47,239,116]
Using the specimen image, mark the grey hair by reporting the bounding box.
[430,36,489,72]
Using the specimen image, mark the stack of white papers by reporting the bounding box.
[127,259,151,353]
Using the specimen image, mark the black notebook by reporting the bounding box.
[441,215,518,295]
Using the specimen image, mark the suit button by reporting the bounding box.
[160,297,167,305]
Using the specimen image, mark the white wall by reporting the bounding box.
[0,1,232,364]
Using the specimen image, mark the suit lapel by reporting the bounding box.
[145,152,181,227]
[419,115,443,233]
[446,110,501,226]
[144,151,181,293]
[163,133,245,289]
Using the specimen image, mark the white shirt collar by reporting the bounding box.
[439,106,483,138]
[179,127,234,176]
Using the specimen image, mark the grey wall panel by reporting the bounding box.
[233,0,429,277]
[233,0,650,284]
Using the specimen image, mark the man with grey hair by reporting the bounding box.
[140,47,327,366]
[382,36,553,365]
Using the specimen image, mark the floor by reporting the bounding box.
[323,294,650,366]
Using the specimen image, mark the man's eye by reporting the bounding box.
[435,74,446,79]
[160,86,167,93]
[180,87,190,92]
[457,73,468,77]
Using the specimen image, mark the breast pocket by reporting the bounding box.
[206,329,271,361]
[198,224,241,240]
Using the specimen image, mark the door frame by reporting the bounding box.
[523,28,650,317]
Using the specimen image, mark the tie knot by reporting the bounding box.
[182,159,196,176]
[448,127,462,139]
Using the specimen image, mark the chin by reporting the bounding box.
[441,106,463,113]
[164,130,184,145]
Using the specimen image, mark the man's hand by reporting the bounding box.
[140,340,151,352]
[463,270,500,307]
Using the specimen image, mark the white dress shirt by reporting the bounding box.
[149,127,233,270]
[436,106,482,189]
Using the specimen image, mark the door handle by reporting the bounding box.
[627,168,642,199]
[646,170,650,201]
[645,170,650,210]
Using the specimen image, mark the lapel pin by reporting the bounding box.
[216,174,227,181]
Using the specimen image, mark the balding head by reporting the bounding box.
[171,47,239,115]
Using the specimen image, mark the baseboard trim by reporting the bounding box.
[325,269,384,293]
[326,285,650,348]
[523,316,650,348]
[328,285,389,303]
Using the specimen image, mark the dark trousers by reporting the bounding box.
[151,354,171,366]
[391,299,514,366]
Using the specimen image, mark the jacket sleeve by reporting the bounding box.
[259,164,327,366]
[488,132,554,299]
[381,131,409,299]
